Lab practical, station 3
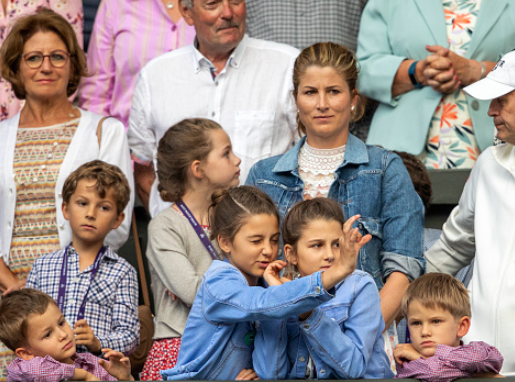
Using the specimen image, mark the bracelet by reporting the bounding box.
[408,60,424,89]
[479,61,486,79]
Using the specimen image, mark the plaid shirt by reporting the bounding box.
[7,353,117,382]
[26,246,139,354]
[245,0,368,51]
[395,342,504,382]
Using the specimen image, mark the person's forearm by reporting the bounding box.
[134,162,155,212]
[0,257,19,292]
[379,271,410,330]
[392,60,427,98]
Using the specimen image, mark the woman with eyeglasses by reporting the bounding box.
[0,10,134,376]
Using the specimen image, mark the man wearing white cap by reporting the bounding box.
[425,50,515,376]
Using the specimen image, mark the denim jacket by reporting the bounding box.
[246,135,425,289]
[161,260,334,380]
[254,271,394,379]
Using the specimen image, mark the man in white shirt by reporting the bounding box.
[128,0,299,216]
[425,50,515,376]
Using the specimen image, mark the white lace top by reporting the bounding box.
[298,141,346,199]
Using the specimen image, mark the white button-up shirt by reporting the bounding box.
[128,35,299,217]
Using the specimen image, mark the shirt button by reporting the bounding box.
[215,81,219,86]
[471,100,479,111]
[59,224,65,229]
[299,357,305,362]
[211,112,215,117]
[9,188,13,195]
[315,286,321,293]
[172,25,177,31]
[304,323,309,329]
[73,277,79,283]
[320,369,326,374]
[69,299,75,305]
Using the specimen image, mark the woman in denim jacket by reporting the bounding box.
[255,198,394,379]
[246,43,425,335]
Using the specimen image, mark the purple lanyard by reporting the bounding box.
[176,200,219,260]
[57,245,105,322]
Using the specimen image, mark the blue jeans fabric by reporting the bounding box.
[246,135,425,289]
[254,271,395,379]
[161,260,334,380]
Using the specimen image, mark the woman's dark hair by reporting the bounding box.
[293,42,366,136]
[393,151,432,211]
[282,198,345,251]
[209,186,280,254]
[0,8,87,99]
[157,118,222,202]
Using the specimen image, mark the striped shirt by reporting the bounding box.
[25,246,140,355]
[78,0,195,128]
[245,0,368,51]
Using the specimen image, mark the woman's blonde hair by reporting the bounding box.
[0,8,87,99]
[293,42,365,136]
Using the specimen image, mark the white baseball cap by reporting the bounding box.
[464,50,515,100]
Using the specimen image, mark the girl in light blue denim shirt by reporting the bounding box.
[161,186,371,380]
[255,198,394,379]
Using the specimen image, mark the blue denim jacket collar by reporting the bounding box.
[272,134,369,176]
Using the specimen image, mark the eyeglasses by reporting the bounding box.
[22,50,70,69]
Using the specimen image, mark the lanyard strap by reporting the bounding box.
[57,245,106,322]
[176,200,219,260]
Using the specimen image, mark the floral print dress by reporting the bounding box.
[420,0,482,169]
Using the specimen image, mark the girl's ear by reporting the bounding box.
[457,316,471,338]
[218,234,232,255]
[284,244,298,265]
[189,160,204,180]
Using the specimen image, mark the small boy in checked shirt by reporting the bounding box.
[25,161,139,355]
[0,289,133,381]
[394,273,503,381]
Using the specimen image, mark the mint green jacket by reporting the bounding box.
[357,0,515,154]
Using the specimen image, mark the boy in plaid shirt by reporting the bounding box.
[26,160,139,355]
[0,289,133,381]
[394,273,503,381]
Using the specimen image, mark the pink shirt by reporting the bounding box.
[7,353,117,382]
[0,0,83,121]
[78,0,195,128]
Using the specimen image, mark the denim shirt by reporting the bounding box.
[254,271,395,380]
[161,260,334,381]
[246,135,425,289]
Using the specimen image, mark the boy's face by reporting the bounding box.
[407,299,469,358]
[17,303,76,364]
[62,179,124,248]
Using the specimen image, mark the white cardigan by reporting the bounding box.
[425,143,515,375]
[0,109,134,265]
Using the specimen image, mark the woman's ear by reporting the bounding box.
[218,234,232,255]
[284,244,298,265]
[457,316,471,338]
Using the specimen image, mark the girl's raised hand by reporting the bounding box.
[321,215,371,291]
[263,260,287,286]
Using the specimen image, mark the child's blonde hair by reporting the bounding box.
[401,273,471,319]
[157,118,222,202]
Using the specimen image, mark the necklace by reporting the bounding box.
[166,1,174,9]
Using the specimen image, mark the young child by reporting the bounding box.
[142,118,241,380]
[0,289,132,381]
[25,160,139,355]
[254,198,393,379]
[394,273,503,381]
[161,186,370,380]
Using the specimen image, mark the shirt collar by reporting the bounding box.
[191,34,249,73]
[66,244,118,262]
[273,134,369,173]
